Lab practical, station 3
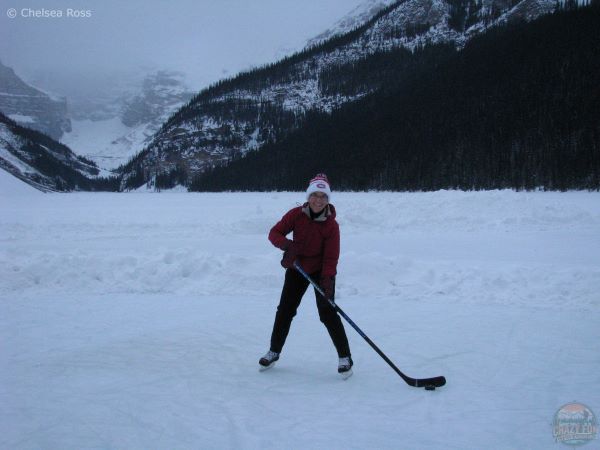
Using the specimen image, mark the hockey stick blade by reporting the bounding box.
[412,375,446,388]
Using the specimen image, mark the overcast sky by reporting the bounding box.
[1,0,364,94]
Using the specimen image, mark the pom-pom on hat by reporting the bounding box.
[306,173,331,201]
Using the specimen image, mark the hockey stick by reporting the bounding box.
[294,261,446,389]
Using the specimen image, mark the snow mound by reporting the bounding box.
[0,167,42,196]
[1,191,599,310]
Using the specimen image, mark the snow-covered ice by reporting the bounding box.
[1,172,599,449]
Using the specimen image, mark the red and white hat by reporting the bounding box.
[306,173,331,200]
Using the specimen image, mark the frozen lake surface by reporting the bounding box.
[1,174,599,449]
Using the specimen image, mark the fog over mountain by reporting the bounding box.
[0,0,365,97]
[1,0,372,169]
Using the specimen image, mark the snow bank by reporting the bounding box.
[0,167,41,195]
[1,191,599,310]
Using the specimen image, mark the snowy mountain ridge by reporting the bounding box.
[306,0,400,47]
[0,112,117,192]
[120,0,555,190]
[0,61,71,140]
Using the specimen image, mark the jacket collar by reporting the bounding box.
[301,203,334,222]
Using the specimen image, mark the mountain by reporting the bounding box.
[59,70,194,171]
[306,0,400,47]
[120,71,193,128]
[0,112,118,192]
[190,4,600,192]
[119,0,555,190]
[0,61,71,140]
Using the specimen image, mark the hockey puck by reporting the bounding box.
[424,385,436,391]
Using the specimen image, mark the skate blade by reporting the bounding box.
[259,361,276,372]
[339,369,353,380]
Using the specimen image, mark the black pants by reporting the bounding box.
[269,268,351,358]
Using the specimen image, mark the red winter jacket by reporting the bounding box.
[269,203,340,277]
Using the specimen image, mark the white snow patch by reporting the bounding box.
[0,167,41,194]
[60,117,142,170]
[6,114,36,124]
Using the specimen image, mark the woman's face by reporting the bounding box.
[308,192,328,213]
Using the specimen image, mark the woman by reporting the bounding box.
[259,173,353,378]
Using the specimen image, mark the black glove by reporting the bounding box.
[281,241,300,269]
[319,276,335,300]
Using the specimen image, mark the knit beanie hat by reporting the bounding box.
[306,173,332,201]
